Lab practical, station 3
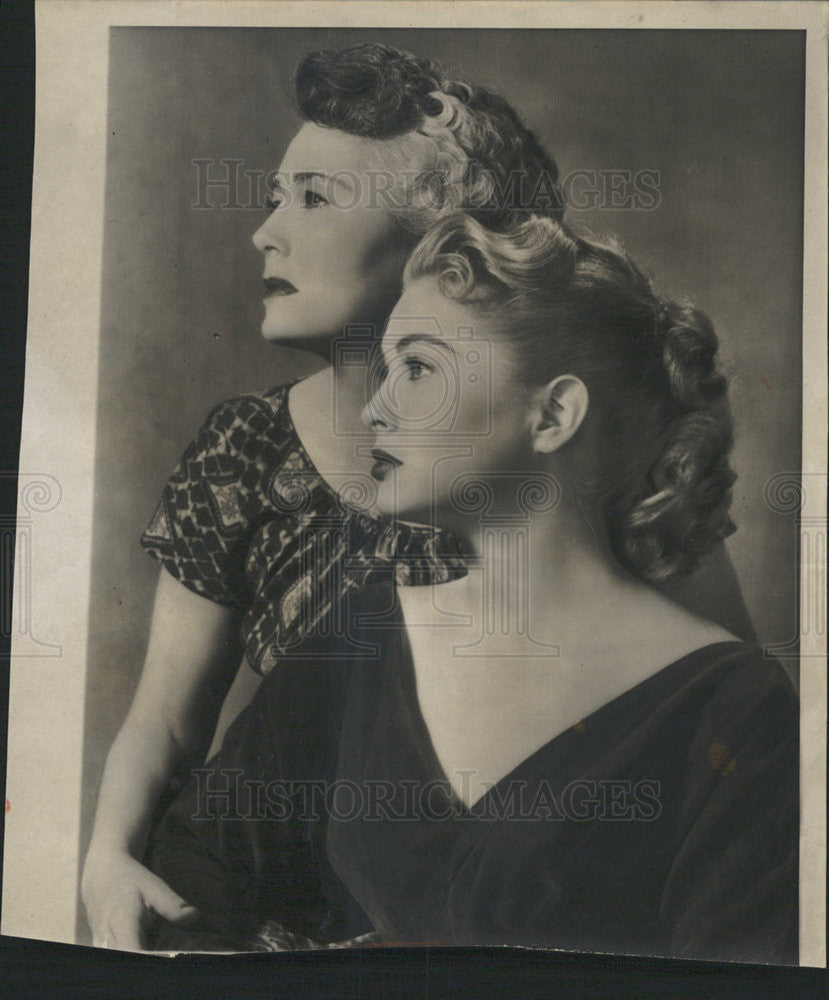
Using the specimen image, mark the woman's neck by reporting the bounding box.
[299,357,375,439]
[424,499,653,650]
[287,352,379,495]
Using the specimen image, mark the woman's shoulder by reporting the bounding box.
[143,377,309,534]
[610,598,798,772]
[621,588,777,694]
[177,379,311,475]
[659,638,799,964]
[633,597,796,727]
[689,639,798,732]
[200,379,298,432]
[666,639,798,827]
[677,639,797,724]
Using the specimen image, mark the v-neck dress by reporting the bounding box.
[147,581,798,964]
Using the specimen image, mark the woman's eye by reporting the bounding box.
[264,193,283,212]
[404,358,433,381]
[303,189,328,209]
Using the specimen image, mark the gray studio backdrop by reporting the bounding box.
[80,28,805,942]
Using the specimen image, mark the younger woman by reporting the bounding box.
[146,212,797,963]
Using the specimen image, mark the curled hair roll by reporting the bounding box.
[406,211,577,299]
[613,298,736,581]
[423,90,465,129]
[293,43,564,230]
[614,410,737,582]
[658,301,727,408]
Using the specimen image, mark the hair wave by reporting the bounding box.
[294,43,564,234]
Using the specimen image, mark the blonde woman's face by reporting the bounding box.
[252,123,421,350]
[363,277,534,524]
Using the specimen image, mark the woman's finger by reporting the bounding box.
[141,871,200,925]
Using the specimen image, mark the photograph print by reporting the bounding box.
[4,6,825,971]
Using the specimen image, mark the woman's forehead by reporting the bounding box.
[385,280,496,348]
[279,123,357,171]
[278,121,424,177]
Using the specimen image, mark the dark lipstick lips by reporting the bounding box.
[263,277,298,296]
[371,448,403,468]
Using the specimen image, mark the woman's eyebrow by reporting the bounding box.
[394,333,458,356]
[294,170,355,194]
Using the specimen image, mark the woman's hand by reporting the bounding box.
[83,570,244,951]
[81,848,199,951]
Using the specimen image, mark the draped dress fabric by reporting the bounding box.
[146,581,799,964]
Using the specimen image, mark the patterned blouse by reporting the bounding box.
[140,380,468,675]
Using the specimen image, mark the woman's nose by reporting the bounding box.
[361,389,396,431]
[252,209,288,256]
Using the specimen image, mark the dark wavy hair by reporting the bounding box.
[293,43,564,232]
[406,213,737,583]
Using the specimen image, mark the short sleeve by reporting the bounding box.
[140,397,264,611]
[660,651,799,964]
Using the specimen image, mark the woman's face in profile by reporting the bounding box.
[365,276,535,525]
[252,123,418,350]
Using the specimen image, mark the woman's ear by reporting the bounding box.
[529,375,590,454]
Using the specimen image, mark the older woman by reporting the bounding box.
[145,212,796,963]
[82,39,568,952]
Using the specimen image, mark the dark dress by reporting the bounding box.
[146,580,799,964]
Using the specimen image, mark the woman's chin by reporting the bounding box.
[374,481,423,523]
[260,322,311,344]
[260,323,336,359]
[382,496,441,530]
[260,319,297,342]
[260,301,323,344]
[372,490,398,520]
